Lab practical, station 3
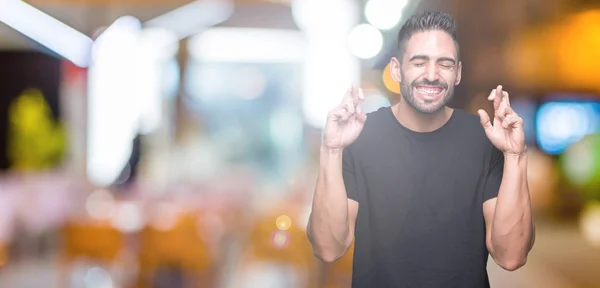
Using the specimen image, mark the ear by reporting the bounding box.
[455,61,462,85]
[390,57,402,83]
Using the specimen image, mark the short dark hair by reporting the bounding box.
[397,11,459,61]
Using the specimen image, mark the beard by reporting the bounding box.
[399,70,454,114]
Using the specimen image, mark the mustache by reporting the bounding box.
[411,79,448,89]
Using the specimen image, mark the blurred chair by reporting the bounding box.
[60,220,124,287]
[238,211,319,288]
[0,242,7,269]
[136,212,215,288]
[322,241,354,288]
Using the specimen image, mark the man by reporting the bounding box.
[306,11,535,287]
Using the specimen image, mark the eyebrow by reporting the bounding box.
[409,55,457,65]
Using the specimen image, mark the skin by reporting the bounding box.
[307,29,535,271]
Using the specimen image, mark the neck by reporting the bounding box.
[392,99,453,133]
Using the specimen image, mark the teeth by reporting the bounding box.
[416,87,442,94]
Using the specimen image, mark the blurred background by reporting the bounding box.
[0,0,599,287]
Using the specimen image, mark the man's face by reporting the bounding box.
[390,30,462,114]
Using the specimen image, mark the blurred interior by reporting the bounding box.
[0,0,599,287]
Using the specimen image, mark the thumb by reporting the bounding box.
[477,109,493,131]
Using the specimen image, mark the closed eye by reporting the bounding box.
[438,58,456,69]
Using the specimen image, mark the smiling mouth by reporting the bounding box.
[414,86,444,98]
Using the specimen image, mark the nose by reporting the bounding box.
[425,62,439,82]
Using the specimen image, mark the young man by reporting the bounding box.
[307,11,535,287]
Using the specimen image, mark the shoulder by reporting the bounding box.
[359,106,392,136]
[346,106,391,153]
[452,109,487,138]
[452,109,483,129]
[365,106,391,124]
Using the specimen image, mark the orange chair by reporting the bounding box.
[0,242,7,268]
[136,213,215,288]
[60,220,124,287]
[239,211,319,288]
[322,241,354,288]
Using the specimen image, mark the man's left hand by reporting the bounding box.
[477,85,526,156]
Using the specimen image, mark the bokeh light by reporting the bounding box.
[84,266,114,288]
[364,0,408,30]
[348,24,383,59]
[580,202,600,248]
[276,215,292,231]
[271,230,290,249]
[85,189,116,220]
[562,134,600,196]
[110,202,144,233]
[536,102,600,155]
[291,0,357,34]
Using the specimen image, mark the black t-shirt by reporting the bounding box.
[343,107,504,288]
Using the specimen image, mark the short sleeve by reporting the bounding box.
[484,146,504,202]
[342,147,359,202]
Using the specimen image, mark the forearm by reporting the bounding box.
[307,147,352,262]
[491,152,534,268]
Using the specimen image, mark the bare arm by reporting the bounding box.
[307,147,358,263]
[484,152,535,271]
[479,85,535,271]
[308,84,365,263]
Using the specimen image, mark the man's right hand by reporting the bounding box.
[322,84,367,153]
